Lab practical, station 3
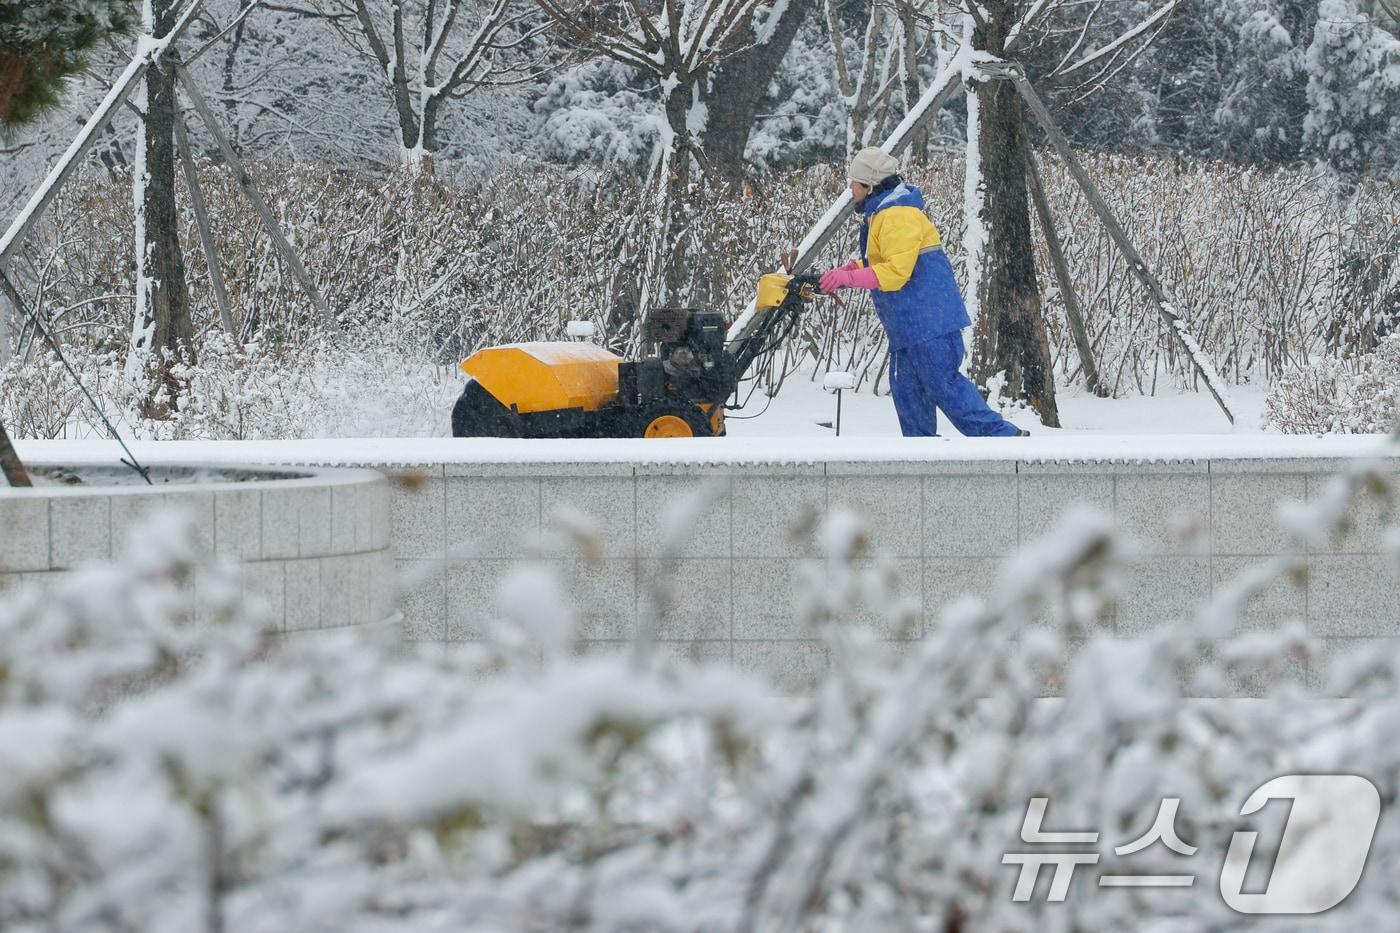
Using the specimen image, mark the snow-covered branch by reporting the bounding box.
[1051,0,1181,79]
[3,446,1397,928]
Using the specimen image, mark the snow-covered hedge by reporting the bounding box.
[0,322,458,440]
[2,459,1399,929]
[1265,334,1400,434]
[3,155,1396,437]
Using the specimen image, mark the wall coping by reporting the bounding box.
[13,435,1400,472]
[0,461,386,499]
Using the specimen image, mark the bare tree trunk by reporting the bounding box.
[0,259,10,368]
[968,0,1059,427]
[662,82,697,188]
[144,52,197,371]
[417,106,440,177]
[895,1,929,166]
[703,0,814,186]
[133,0,195,415]
[653,79,702,305]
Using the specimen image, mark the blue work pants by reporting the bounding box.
[888,334,1021,437]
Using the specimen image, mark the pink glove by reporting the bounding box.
[838,259,862,272]
[819,265,880,294]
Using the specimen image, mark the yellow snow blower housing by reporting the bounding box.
[451,273,820,439]
[461,343,621,414]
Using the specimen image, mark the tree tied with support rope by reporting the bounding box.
[733,0,1232,429]
[960,0,1190,429]
[0,0,142,486]
[132,0,198,421]
[1,0,340,486]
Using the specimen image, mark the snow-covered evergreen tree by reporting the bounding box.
[0,0,136,126]
[533,12,847,175]
[1212,0,1315,164]
[533,59,663,170]
[1304,0,1400,176]
[737,17,847,171]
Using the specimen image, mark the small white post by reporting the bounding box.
[566,320,596,340]
[823,371,856,436]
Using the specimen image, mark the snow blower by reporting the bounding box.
[451,273,820,439]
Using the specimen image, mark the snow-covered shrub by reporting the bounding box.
[0,502,785,930]
[134,333,309,440]
[1264,353,1353,434]
[1265,335,1400,433]
[0,320,459,440]
[1329,182,1400,356]
[1031,157,1400,394]
[131,323,458,440]
[0,349,94,439]
[533,60,666,171]
[3,457,1399,929]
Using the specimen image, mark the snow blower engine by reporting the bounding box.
[451,273,820,438]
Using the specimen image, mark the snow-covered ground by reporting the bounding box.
[23,361,1395,469]
[17,384,1396,472]
[724,378,1272,438]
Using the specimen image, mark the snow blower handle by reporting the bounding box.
[787,273,821,305]
[790,272,841,312]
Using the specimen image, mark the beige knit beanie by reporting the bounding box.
[848,147,900,186]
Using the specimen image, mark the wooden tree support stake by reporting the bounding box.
[0,420,31,487]
[1022,136,1104,397]
[0,258,10,368]
[173,108,236,334]
[1000,64,1234,425]
[174,64,340,334]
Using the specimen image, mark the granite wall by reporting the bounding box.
[382,455,1400,694]
[0,465,394,632]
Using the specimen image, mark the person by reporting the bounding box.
[818,147,1028,438]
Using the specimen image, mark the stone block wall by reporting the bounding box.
[0,465,394,632]
[7,440,1396,696]
[382,456,1400,694]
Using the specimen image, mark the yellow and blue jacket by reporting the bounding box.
[858,181,971,349]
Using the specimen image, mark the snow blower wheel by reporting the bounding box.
[637,401,712,439]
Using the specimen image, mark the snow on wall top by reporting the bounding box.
[14,435,1400,471]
